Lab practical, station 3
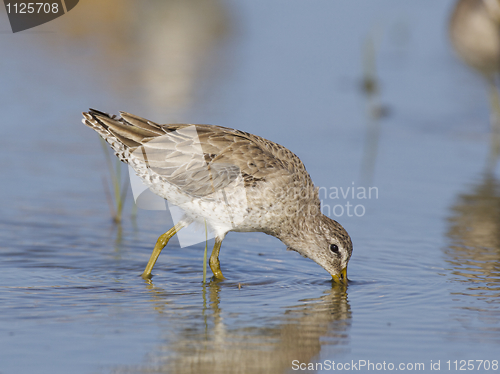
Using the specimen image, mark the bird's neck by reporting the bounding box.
[275,210,323,249]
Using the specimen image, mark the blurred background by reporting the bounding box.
[1,1,499,373]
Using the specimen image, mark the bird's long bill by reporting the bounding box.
[331,267,348,284]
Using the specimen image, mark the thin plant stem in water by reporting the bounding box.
[360,30,384,185]
[203,220,208,283]
[99,137,129,223]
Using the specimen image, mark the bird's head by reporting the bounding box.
[284,215,353,284]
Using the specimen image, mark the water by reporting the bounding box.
[1,0,500,373]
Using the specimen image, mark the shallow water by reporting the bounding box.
[1,0,500,373]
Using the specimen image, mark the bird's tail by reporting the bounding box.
[82,109,165,163]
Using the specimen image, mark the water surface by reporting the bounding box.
[1,1,499,373]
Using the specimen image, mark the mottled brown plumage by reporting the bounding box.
[82,109,352,282]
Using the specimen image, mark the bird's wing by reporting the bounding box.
[138,125,242,197]
[83,110,301,199]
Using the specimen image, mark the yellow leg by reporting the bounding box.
[209,239,225,280]
[141,222,186,279]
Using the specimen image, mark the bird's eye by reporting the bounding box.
[329,244,339,253]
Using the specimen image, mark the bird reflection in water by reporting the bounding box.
[446,174,500,301]
[117,283,351,374]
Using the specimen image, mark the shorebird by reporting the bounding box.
[449,0,500,166]
[82,109,352,283]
